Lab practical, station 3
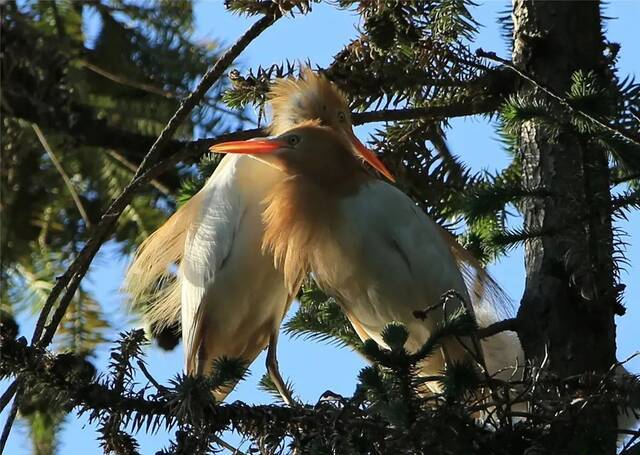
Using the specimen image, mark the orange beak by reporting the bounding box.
[348,132,395,183]
[209,138,286,155]
[210,134,396,183]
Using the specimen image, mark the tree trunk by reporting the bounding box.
[513,1,618,452]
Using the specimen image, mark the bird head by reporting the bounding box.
[210,122,366,187]
[268,68,394,182]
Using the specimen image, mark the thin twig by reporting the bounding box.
[0,382,17,414]
[477,318,519,339]
[79,59,258,123]
[105,149,171,196]
[476,49,640,148]
[622,429,640,454]
[32,123,92,228]
[213,435,248,455]
[78,59,175,99]
[137,360,168,393]
[352,100,496,125]
[468,397,530,414]
[0,386,20,455]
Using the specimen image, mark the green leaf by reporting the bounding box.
[380,323,410,352]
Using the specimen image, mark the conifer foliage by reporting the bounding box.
[1,1,639,454]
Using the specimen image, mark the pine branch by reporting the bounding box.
[612,171,640,186]
[612,190,640,214]
[141,94,502,159]
[164,92,505,166]
[258,374,297,405]
[3,325,636,452]
[7,96,499,194]
[0,336,383,439]
[476,49,640,148]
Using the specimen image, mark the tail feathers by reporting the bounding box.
[618,408,639,447]
[436,225,512,315]
[143,279,182,333]
[184,297,208,376]
[124,191,204,332]
[616,365,640,446]
[473,300,524,376]
[459,259,513,316]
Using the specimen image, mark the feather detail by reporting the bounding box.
[268,67,350,136]
[261,175,342,294]
[124,156,240,334]
[262,178,315,293]
[123,190,204,332]
[435,225,512,315]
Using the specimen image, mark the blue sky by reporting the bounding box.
[3,1,639,453]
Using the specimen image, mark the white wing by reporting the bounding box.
[342,181,525,377]
[347,180,468,306]
[313,180,469,353]
[180,154,246,374]
[180,154,288,377]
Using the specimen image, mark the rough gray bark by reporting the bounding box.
[513,1,618,452]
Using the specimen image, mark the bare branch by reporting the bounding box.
[0,337,383,437]
[149,96,502,168]
[0,382,17,414]
[78,59,176,99]
[477,318,519,339]
[352,98,498,125]
[0,385,20,454]
[105,149,172,196]
[32,123,92,228]
[213,436,248,455]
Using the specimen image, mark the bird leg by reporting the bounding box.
[266,331,295,407]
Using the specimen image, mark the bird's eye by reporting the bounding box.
[288,135,300,146]
[337,111,347,123]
